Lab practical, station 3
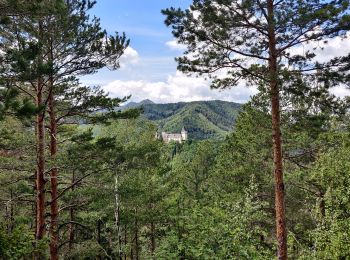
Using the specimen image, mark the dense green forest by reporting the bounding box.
[0,0,350,259]
[122,100,241,139]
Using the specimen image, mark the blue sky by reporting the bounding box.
[94,0,191,58]
[81,0,349,104]
[80,0,259,104]
[82,0,191,83]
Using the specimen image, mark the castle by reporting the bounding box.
[157,127,188,143]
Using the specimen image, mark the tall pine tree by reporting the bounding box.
[162,1,350,258]
[1,0,131,258]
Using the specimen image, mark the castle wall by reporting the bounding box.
[159,128,188,143]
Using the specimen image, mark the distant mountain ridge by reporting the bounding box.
[123,100,242,140]
[123,99,154,109]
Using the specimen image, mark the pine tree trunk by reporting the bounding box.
[150,221,156,257]
[124,225,127,260]
[10,189,13,232]
[318,190,325,219]
[69,171,76,251]
[34,20,46,260]
[35,75,46,254]
[34,78,46,260]
[114,173,123,260]
[49,71,59,260]
[5,189,14,233]
[97,220,102,260]
[267,0,287,259]
[135,209,139,260]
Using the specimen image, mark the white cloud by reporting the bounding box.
[330,86,350,98]
[192,10,201,20]
[290,32,350,62]
[92,35,350,105]
[166,40,187,51]
[103,71,257,103]
[119,46,139,67]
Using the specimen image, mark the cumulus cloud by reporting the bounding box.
[102,71,257,103]
[119,46,139,67]
[290,32,350,62]
[93,35,350,105]
[166,40,187,51]
[330,86,350,98]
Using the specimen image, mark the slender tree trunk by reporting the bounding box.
[34,21,47,260]
[318,190,325,220]
[35,75,46,260]
[68,207,75,248]
[135,209,139,260]
[35,76,46,242]
[114,173,123,260]
[97,220,102,260]
[150,221,156,257]
[124,225,127,260]
[7,190,11,231]
[267,1,287,259]
[5,189,13,233]
[10,190,13,232]
[49,68,59,260]
[69,171,76,251]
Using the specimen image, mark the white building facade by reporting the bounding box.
[159,127,188,143]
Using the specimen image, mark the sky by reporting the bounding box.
[80,0,350,104]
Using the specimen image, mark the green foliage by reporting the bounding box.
[0,1,349,258]
[306,136,350,259]
[157,179,273,259]
[125,100,241,139]
[0,87,37,120]
[0,225,46,259]
[1,97,350,258]
[65,241,106,259]
[162,0,350,90]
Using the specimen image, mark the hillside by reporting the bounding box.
[123,100,242,139]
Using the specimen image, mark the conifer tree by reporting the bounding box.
[40,2,129,257]
[162,1,350,258]
[0,0,131,258]
[0,0,51,120]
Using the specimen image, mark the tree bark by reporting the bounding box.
[124,225,127,260]
[49,69,59,260]
[267,0,287,259]
[318,190,325,220]
[68,170,76,251]
[35,74,46,260]
[135,209,139,260]
[150,221,156,257]
[114,172,123,260]
[35,76,46,242]
[97,220,102,260]
[34,21,47,260]
[5,189,14,233]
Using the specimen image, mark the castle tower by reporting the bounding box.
[181,127,188,141]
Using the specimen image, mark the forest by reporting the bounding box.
[0,0,350,259]
[123,100,241,140]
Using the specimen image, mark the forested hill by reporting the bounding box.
[123,100,242,139]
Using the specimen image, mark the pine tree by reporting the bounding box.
[0,0,131,258]
[162,1,350,258]
[0,0,50,120]
[41,2,129,257]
